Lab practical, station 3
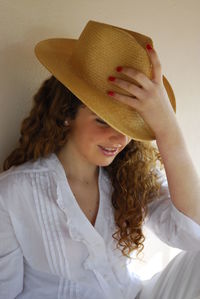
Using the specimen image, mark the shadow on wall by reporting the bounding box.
[0,26,56,172]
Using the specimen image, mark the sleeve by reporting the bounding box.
[0,191,24,299]
[144,170,200,251]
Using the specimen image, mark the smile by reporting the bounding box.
[98,145,120,156]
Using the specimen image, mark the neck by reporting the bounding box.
[56,142,99,184]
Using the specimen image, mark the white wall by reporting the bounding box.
[0,0,199,278]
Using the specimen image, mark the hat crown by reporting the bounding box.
[69,20,152,96]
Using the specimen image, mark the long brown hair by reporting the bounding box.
[3,76,162,257]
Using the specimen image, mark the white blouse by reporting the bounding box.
[0,153,200,299]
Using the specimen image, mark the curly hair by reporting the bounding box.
[3,75,162,258]
[106,141,162,257]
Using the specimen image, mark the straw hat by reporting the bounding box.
[35,20,176,141]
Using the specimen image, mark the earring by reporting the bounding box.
[64,120,69,126]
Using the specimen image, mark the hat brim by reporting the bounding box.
[35,38,176,141]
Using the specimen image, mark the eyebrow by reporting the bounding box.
[90,111,102,118]
[90,110,108,124]
[90,111,97,116]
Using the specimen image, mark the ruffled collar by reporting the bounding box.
[41,153,131,299]
[44,152,113,241]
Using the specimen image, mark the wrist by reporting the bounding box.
[156,125,187,167]
[154,110,179,140]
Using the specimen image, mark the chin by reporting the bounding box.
[96,157,116,167]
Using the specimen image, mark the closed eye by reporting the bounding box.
[95,118,109,126]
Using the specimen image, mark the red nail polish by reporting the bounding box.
[108,91,115,96]
[116,66,123,72]
[108,76,116,81]
[146,44,153,50]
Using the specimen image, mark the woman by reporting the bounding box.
[0,20,200,299]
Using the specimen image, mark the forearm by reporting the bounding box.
[108,43,200,225]
[156,120,200,225]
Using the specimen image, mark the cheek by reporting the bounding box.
[120,137,131,151]
[76,127,99,148]
[126,137,131,145]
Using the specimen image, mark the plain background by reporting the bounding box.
[0,0,199,278]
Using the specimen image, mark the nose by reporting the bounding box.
[108,127,130,146]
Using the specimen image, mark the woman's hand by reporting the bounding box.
[107,44,177,140]
[108,45,200,225]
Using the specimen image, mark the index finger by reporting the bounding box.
[146,44,162,84]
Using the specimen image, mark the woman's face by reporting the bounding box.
[66,106,131,167]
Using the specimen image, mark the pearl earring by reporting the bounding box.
[64,120,69,126]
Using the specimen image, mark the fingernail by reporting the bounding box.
[108,76,116,82]
[116,66,123,72]
[146,44,153,50]
[107,91,115,96]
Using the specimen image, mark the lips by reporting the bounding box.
[99,144,122,150]
[100,146,118,152]
[98,145,121,157]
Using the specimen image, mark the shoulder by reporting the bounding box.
[0,154,59,214]
[1,158,46,181]
[0,155,55,201]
